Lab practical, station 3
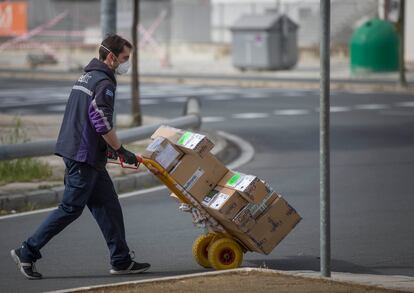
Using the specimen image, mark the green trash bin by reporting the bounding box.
[349,18,399,73]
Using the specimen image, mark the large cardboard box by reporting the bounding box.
[215,195,301,254]
[169,153,228,203]
[246,196,302,254]
[151,125,214,157]
[201,186,249,222]
[142,137,183,172]
[244,191,279,219]
[232,206,257,233]
[218,171,271,204]
[231,191,278,233]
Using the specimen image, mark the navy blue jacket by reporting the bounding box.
[55,58,117,169]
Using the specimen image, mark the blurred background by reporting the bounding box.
[0,0,412,78]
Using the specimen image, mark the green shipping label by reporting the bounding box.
[227,172,241,187]
[177,131,192,145]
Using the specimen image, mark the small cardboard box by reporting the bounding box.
[218,171,271,204]
[151,126,214,158]
[169,153,228,203]
[246,196,302,254]
[142,137,183,172]
[201,186,249,222]
[176,131,214,158]
[151,125,184,142]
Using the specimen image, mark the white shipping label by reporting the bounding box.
[209,193,230,210]
[183,133,205,150]
[184,168,205,190]
[202,191,219,207]
[234,175,256,192]
[146,137,164,152]
[155,144,180,169]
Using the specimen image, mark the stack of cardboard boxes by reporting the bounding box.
[143,126,302,255]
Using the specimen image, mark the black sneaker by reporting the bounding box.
[110,261,150,275]
[10,248,42,280]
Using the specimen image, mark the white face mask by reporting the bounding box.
[100,44,130,75]
[115,59,130,75]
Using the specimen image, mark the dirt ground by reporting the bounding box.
[77,271,406,293]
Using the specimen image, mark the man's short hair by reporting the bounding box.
[99,34,132,61]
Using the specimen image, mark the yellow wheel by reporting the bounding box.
[208,237,243,270]
[192,233,215,268]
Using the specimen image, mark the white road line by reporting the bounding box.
[345,89,376,94]
[232,112,269,119]
[329,106,351,112]
[274,109,310,115]
[141,100,159,105]
[206,95,235,101]
[354,104,390,110]
[281,91,305,97]
[167,97,188,103]
[202,116,226,123]
[217,131,255,170]
[395,101,414,107]
[240,94,269,99]
[314,106,351,113]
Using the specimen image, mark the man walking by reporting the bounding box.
[11,34,150,279]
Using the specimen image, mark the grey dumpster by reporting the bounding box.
[231,13,298,71]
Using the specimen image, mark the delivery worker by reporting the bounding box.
[10,34,150,280]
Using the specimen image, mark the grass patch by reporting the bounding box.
[0,158,52,185]
[0,116,53,185]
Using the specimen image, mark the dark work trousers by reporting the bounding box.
[20,158,131,268]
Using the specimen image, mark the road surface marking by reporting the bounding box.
[140,99,159,105]
[206,95,235,101]
[232,113,269,119]
[167,97,188,103]
[202,116,226,123]
[354,104,389,110]
[281,91,306,97]
[240,93,268,99]
[274,109,310,115]
[395,101,414,107]
[329,106,351,112]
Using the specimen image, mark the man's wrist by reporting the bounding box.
[114,144,123,152]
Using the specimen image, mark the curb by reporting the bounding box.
[0,130,231,212]
[46,268,414,293]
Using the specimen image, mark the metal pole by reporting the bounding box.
[320,0,331,278]
[100,0,117,123]
[101,0,117,38]
[131,0,142,126]
[398,0,407,87]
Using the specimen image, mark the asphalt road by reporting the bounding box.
[1,79,414,292]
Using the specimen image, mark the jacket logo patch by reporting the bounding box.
[106,89,114,97]
[78,73,92,84]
